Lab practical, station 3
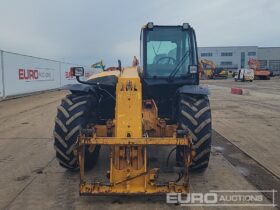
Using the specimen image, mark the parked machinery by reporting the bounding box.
[248,58,270,80]
[199,58,228,79]
[234,68,254,82]
[53,23,212,195]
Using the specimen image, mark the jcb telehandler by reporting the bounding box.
[54,23,211,195]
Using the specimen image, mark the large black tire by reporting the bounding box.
[176,94,212,172]
[54,94,100,171]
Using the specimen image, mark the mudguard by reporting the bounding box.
[177,85,210,95]
[62,84,97,93]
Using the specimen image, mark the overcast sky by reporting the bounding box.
[0,0,279,66]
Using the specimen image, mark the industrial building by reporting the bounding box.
[198,46,280,74]
[258,47,280,71]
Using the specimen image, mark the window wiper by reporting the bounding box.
[167,50,191,82]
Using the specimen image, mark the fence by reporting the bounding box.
[0,50,99,99]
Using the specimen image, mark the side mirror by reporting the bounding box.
[189,65,198,74]
[70,67,84,77]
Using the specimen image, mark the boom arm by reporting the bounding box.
[248,58,260,70]
[199,58,216,70]
[198,58,216,79]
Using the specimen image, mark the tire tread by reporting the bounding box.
[54,94,100,171]
[177,94,212,171]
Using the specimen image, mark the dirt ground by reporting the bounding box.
[204,78,280,178]
[0,78,279,209]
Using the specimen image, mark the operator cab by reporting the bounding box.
[140,22,199,99]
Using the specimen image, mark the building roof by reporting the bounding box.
[258,47,280,49]
[198,46,280,49]
[198,46,258,48]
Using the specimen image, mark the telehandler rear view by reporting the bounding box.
[53,23,212,195]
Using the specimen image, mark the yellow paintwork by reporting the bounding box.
[77,66,192,195]
[199,58,228,79]
[205,69,213,77]
[111,66,145,190]
[87,70,120,80]
[115,67,142,138]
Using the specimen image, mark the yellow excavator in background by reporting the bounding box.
[199,58,216,79]
[199,58,228,79]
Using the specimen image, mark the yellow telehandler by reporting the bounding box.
[54,23,212,195]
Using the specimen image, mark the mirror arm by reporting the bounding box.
[76,76,96,86]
